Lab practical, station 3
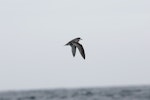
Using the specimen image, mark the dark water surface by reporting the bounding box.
[0,86,150,100]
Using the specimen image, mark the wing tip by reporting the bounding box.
[82,55,85,59]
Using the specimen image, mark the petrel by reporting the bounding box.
[65,37,85,59]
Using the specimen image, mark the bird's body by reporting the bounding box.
[65,37,81,45]
[65,37,85,59]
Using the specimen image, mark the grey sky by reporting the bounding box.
[0,0,150,91]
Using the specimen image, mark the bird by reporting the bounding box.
[65,37,85,59]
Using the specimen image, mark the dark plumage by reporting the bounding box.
[65,37,85,59]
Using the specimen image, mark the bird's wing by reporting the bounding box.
[71,45,76,57]
[70,37,80,43]
[73,42,85,59]
[73,38,80,42]
[65,37,81,45]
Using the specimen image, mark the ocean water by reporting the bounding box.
[0,86,150,100]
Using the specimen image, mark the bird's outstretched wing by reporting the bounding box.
[71,45,76,57]
[73,42,85,59]
[66,37,80,45]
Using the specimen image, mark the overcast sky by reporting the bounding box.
[0,0,150,91]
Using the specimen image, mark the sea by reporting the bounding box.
[0,85,150,100]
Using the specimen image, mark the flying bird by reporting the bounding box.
[65,37,85,59]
